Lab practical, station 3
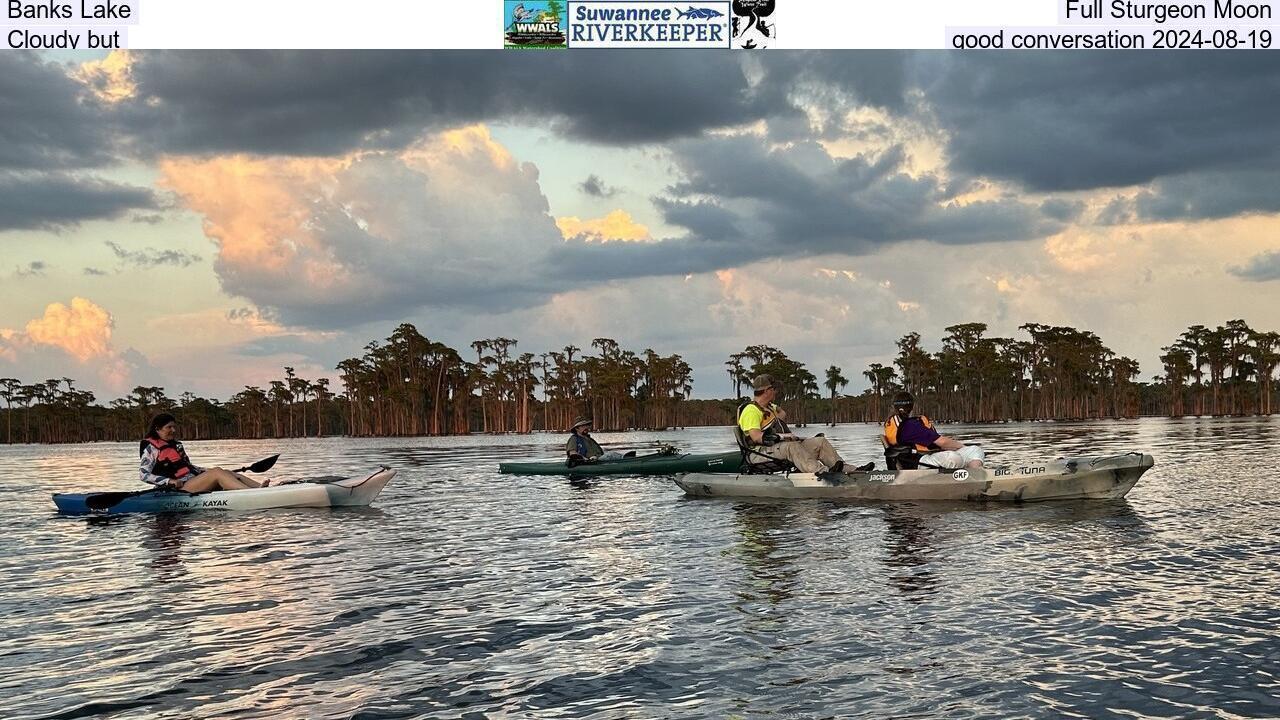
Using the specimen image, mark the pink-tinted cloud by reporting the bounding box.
[160,125,562,327]
[24,297,114,362]
[0,298,154,395]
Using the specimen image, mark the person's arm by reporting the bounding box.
[741,404,768,445]
[565,436,581,459]
[139,446,174,487]
[934,435,964,451]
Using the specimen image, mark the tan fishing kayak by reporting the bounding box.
[675,453,1154,502]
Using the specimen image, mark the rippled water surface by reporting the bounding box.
[3,417,1280,719]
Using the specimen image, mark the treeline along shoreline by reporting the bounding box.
[1,320,1276,444]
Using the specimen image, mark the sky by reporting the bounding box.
[1,50,1278,401]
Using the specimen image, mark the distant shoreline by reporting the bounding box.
[3,320,1275,444]
[2,412,1275,447]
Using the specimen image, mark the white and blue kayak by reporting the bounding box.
[53,468,396,515]
[676,453,1153,502]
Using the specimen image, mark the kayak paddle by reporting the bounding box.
[233,454,280,474]
[84,454,282,511]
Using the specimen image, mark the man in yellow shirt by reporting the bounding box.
[738,374,855,473]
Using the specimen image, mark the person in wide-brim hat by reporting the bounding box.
[565,417,629,466]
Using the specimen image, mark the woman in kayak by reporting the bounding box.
[140,413,272,492]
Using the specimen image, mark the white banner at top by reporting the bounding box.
[3,0,1278,49]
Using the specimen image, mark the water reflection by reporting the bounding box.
[729,503,803,608]
[3,418,1279,719]
[879,504,939,602]
[141,514,190,582]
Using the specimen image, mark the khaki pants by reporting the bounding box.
[751,437,843,473]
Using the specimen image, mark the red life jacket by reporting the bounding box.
[139,437,197,479]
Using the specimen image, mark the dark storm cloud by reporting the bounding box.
[1135,170,1280,221]
[0,55,147,232]
[119,51,778,155]
[104,51,923,158]
[1090,169,1280,224]
[1039,198,1084,223]
[926,53,1280,192]
[1229,250,1280,282]
[16,49,1280,334]
[13,261,46,277]
[105,241,202,268]
[579,174,618,198]
[31,49,1280,201]
[0,53,113,170]
[652,198,741,241]
[1096,195,1135,226]
[543,135,1060,282]
[0,172,158,232]
[754,51,913,122]
[665,136,1056,248]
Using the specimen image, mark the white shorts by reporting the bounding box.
[922,445,984,469]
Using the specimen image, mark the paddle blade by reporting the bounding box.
[85,488,157,511]
[241,454,280,474]
[85,492,131,511]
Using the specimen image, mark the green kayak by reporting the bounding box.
[499,449,745,476]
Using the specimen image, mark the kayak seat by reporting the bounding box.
[735,401,796,475]
[882,430,929,470]
[883,444,921,470]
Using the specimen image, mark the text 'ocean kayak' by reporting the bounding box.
[676,453,1153,502]
[52,468,396,515]
[500,450,743,476]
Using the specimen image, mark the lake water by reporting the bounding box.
[3,417,1279,719]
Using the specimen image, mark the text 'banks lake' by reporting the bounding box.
[3,416,1279,719]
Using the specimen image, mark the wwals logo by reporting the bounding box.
[505,0,568,48]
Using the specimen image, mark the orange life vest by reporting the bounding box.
[883,414,939,453]
[139,437,197,479]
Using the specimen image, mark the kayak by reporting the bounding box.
[675,453,1153,502]
[500,450,744,476]
[52,468,396,515]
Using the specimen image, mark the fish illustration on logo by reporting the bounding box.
[677,6,725,19]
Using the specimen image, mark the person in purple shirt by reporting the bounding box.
[882,391,984,470]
